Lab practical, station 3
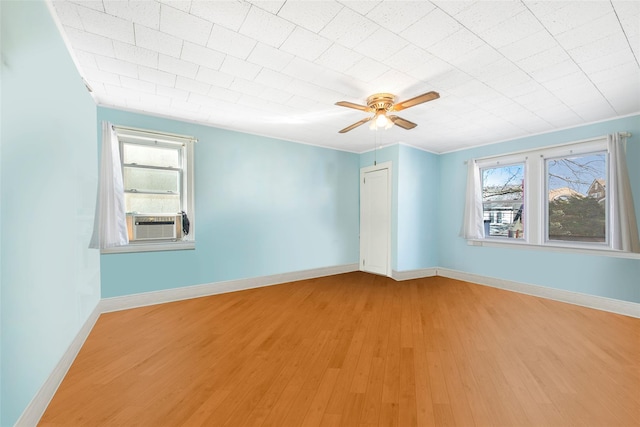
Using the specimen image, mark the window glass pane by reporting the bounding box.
[547,153,606,243]
[125,193,181,214]
[123,143,180,168]
[481,164,525,239]
[124,167,179,193]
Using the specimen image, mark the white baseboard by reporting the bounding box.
[391,268,437,281]
[101,263,360,313]
[15,303,102,427]
[435,267,640,318]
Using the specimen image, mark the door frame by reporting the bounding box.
[360,161,392,277]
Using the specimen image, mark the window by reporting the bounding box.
[481,163,525,239]
[116,127,195,250]
[546,152,607,244]
[466,134,639,253]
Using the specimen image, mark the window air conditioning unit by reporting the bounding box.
[127,214,182,242]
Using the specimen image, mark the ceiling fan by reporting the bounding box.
[335,91,440,133]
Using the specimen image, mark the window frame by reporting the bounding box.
[101,126,196,254]
[469,137,632,256]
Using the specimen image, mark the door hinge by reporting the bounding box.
[363,177,366,184]
[363,259,365,266]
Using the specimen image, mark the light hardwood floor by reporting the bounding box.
[40,272,639,426]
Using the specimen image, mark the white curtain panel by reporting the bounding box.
[609,133,640,253]
[460,159,485,239]
[89,122,129,249]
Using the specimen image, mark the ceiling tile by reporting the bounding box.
[52,1,83,30]
[554,12,621,51]
[280,27,332,61]
[194,66,234,88]
[76,5,134,44]
[120,75,156,94]
[134,24,182,57]
[370,70,420,96]
[401,8,461,50]
[567,33,630,64]
[254,68,294,90]
[229,78,266,97]
[576,49,635,76]
[63,26,114,56]
[528,59,582,84]
[240,6,295,48]
[315,44,363,73]
[83,67,121,86]
[535,2,613,36]
[207,25,257,60]
[405,56,454,82]
[427,28,485,63]
[498,31,557,63]
[171,99,202,113]
[282,57,326,81]
[207,86,242,103]
[247,42,294,71]
[365,1,435,33]
[515,46,572,74]
[353,27,408,62]
[74,49,99,69]
[175,76,211,94]
[339,1,381,16]
[277,1,343,33]
[382,44,434,72]
[245,1,286,15]
[113,41,158,68]
[220,56,262,81]
[181,41,225,70]
[138,65,176,87]
[103,1,160,30]
[156,85,189,102]
[157,0,190,13]
[344,56,390,83]
[452,1,525,33]
[319,7,378,49]
[159,4,213,46]
[158,54,198,79]
[95,55,138,78]
[67,0,104,12]
[479,10,545,49]
[190,1,251,31]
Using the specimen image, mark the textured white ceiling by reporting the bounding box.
[49,0,640,153]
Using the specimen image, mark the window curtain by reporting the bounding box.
[89,122,129,249]
[608,133,640,253]
[460,159,485,239]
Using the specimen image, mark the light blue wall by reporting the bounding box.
[397,145,440,270]
[99,107,360,297]
[0,1,101,425]
[438,115,640,303]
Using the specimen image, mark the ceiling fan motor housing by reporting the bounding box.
[366,93,396,114]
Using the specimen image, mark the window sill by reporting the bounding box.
[467,239,640,259]
[101,240,195,254]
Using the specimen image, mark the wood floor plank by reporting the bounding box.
[39,272,640,427]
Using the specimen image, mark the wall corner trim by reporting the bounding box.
[14,303,103,427]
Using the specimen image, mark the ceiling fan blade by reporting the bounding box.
[339,116,373,133]
[388,115,417,130]
[392,91,440,111]
[335,101,371,112]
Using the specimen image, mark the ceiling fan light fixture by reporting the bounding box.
[375,112,389,128]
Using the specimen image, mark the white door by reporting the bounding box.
[360,163,391,276]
